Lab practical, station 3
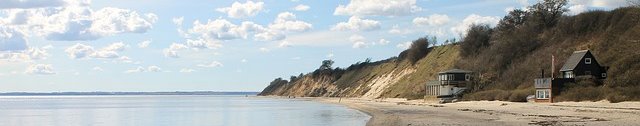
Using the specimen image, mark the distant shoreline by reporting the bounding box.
[0,91,259,96]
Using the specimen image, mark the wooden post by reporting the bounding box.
[424,82,427,103]
[339,97,342,103]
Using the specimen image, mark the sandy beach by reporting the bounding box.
[311,97,640,126]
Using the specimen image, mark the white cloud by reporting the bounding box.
[241,59,248,63]
[64,43,95,59]
[162,39,221,58]
[334,0,421,16]
[388,24,411,35]
[64,42,128,59]
[190,19,259,40]
[293,4,310,11]
[349,34,365,42]
[268,12,313,32]
[0,1,157,41]
[378,39,390,45]
[187,12,310,42]
[517,0,530,7]
[259,47,270,52]
[349,34,368,49]
[332,16,380,31]
[413,14,450,26]
[138,39,151,48]
[118,56,133,63]
[179,68,195,73]
[0,26,28,51]
[504,7,516,13]
[125,66,145,73]
[568,5,588,15]
[198,61,223,68]
[569,0,627,8]
[451,14,500,36]
[254,30,285,41]
[0,46,52,61]
[124,65,162,73]
[216,1,264,18]
[278,41,292,48]
[147,65,162,72]
[25,64,55,75]
[352,41,367,48]
[172,17,184,26]
[102,42,126,52]
[172,17,188,38]
[396,41,411,49]
[0,0,67,9]
[163,43,187,58]
[43,7,158,41]
[92,66,103,71]
[566,0,627,15]
[186,39,222,50]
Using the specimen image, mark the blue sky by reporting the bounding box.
[0,0,629,92]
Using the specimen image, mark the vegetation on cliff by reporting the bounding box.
[261,0,640,102]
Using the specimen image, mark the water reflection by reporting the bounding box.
[0,95,370,126]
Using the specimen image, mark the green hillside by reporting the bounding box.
[260,1,640,102]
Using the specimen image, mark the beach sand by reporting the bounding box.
[311,97,640,126]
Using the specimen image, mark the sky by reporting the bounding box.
[0,0,630,92]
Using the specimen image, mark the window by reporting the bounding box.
[585,58,592,64]
[602,73,607,78]
[564,71,574,78]
[536,89,550,99]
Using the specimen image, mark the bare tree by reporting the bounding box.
[530,0,568,28]
[630,0,640,7]
[318,60,334,70]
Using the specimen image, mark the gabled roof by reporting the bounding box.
[560,50,589,71]
[439,69,472,74]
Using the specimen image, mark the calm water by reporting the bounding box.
[0,95,370,126]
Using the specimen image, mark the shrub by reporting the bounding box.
[508,88,533,102]
[464,89,510,101]
[556,86,604,102]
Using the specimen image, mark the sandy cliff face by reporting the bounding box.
[361,68,415,99]
[259,45,461,99]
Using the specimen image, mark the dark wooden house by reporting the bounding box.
[534,50,607,103]
[559,50,608,79]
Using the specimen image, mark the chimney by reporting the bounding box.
[551,55,555,79]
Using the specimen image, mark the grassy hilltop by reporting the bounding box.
[260,0,640,102]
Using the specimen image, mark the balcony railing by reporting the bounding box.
[440,81,467,86]
[534,78,552,88]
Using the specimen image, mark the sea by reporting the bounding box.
[0,95,370,126]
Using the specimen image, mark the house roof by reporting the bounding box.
[560,50,589,71]
[439,69,472,74]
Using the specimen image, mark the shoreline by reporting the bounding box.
[303,97,640,126]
